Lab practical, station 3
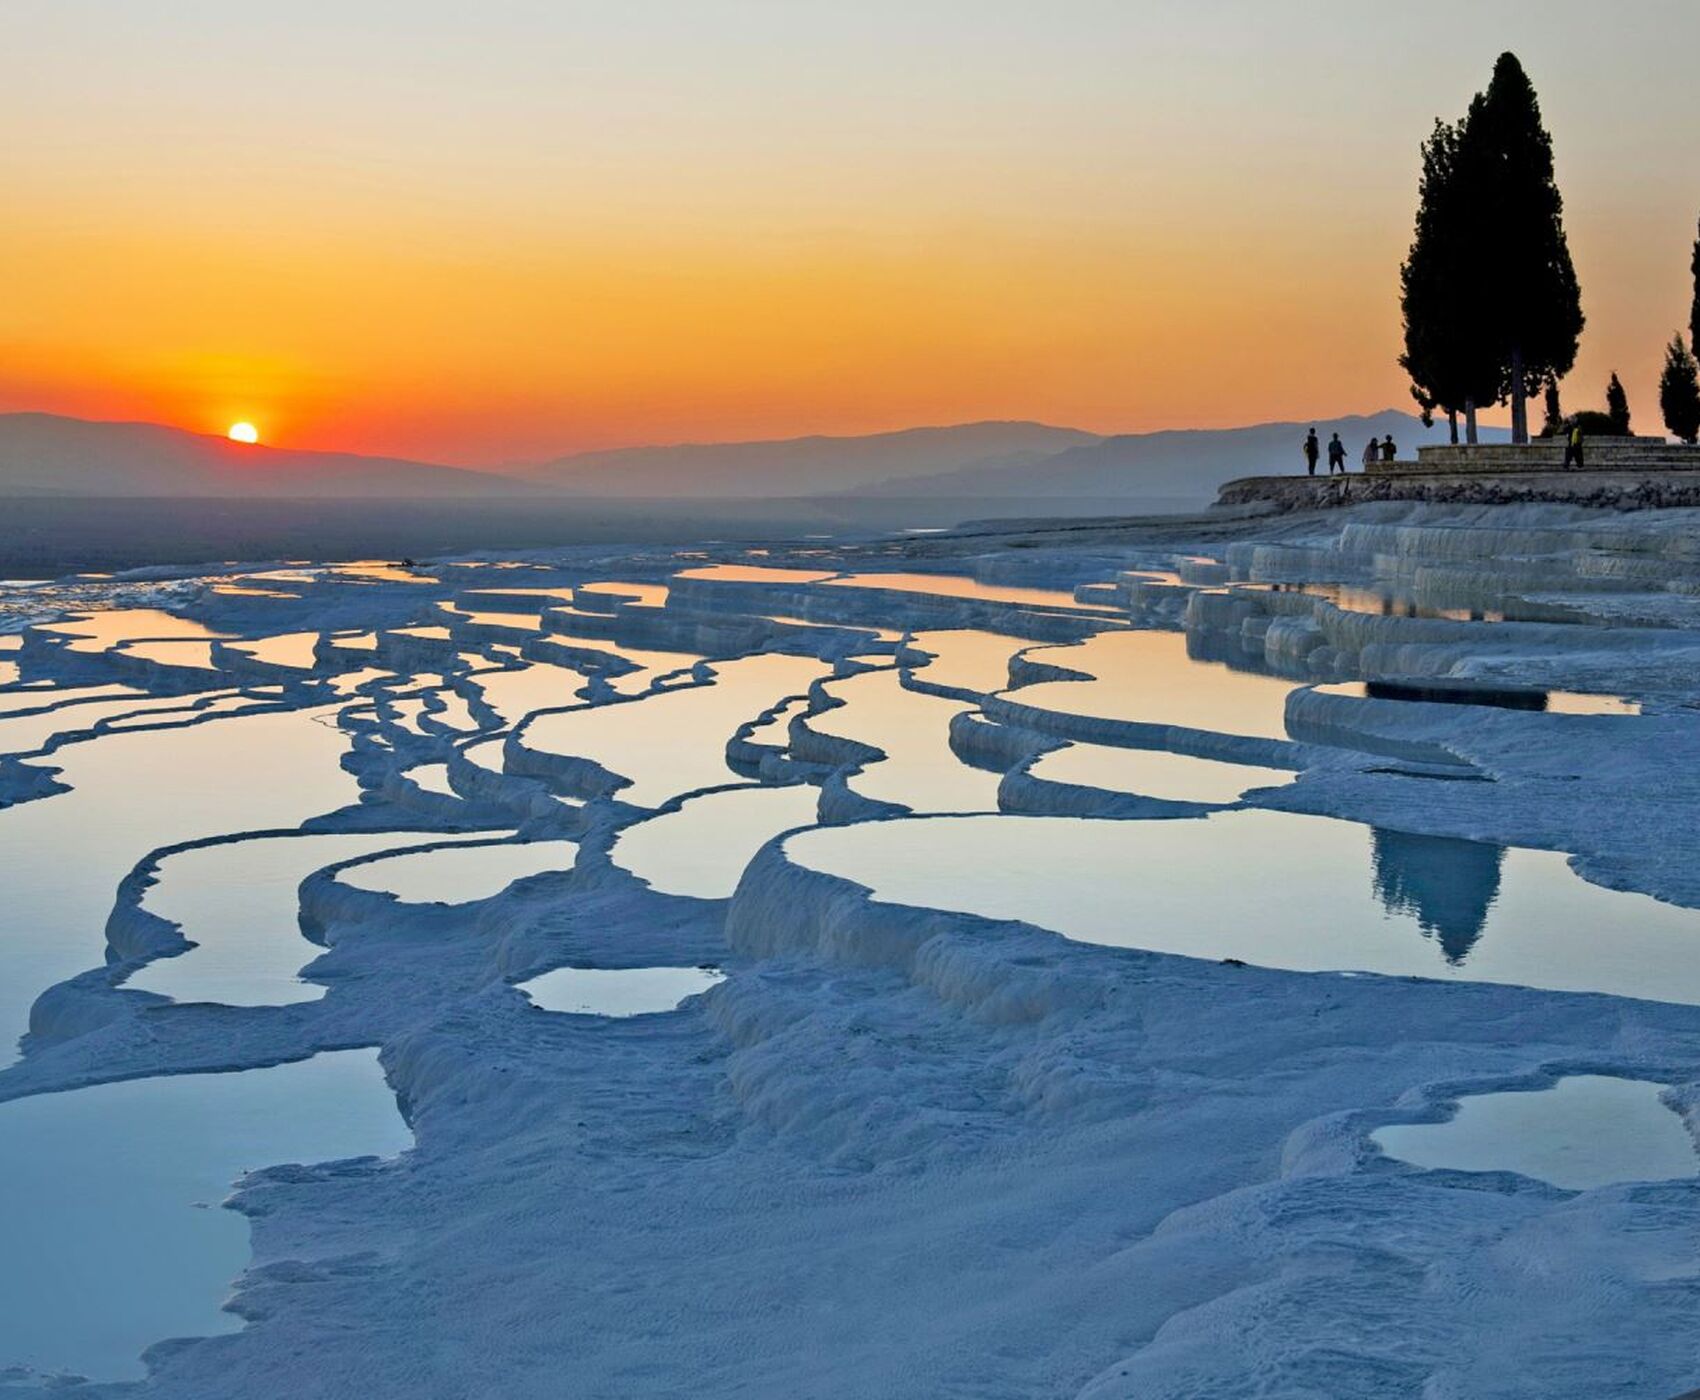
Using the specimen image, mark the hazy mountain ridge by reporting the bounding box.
[851,411,1508,508]
[518,421,1102,497]
[0,413,532,499]
[0,410,1506,509]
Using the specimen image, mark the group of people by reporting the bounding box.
[1303,427,1397,475]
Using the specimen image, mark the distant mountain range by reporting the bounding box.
[516,422,1099,497]
[852,410,1501,507]
[0,409,1503,511]
[0,413,527,499]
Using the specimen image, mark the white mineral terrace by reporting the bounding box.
[4,504,1700,1397]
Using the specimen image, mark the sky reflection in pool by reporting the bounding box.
[1010,631,1296,740]
[810,668,1003,812]
[1315,679,1640,716]
[612,783,820,897]
[1028,743,1295,804]
[337,838,574,905]
[902,629,1023,695]
[520,966,724,1016]
[0,1049,410,1381]
[521,653,824,806]
[1372,1075,1697,1190]
[39,608,226,653]
[785,809,1700,1004]
[124,831,428,1005]
[472,662,588,727]
[824,572,1115,611]
[0,707,358,1063]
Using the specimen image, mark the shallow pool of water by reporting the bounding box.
[227,632,321,670]
[337,838,575,905]
[124,831,428,1006]
[902,630,1024,695]
[519,966,724,1016]
[612,784,820,898]
[809,668,1004,813]
[39,609,227,654]
[1027,744,1296,804]
[405,763,458,796]
[1011,631,1297,740]
[473,662,589,726]
[1372,1074,1697,1190]
[0,1049,410,1381]
[784,809,1700,1004]
[674,564,838,584]
[0,706,359,1064]
[520,654,825,807]
[1315,679,1640,716]
[825,572,1115,612]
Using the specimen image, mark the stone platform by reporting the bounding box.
[1372,437,1696,474]
[1215,467,1700,514]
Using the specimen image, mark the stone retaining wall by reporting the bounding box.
[1215,469,1700,514]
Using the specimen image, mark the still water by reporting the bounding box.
[520,966,725,1016]
[1372,1075,1697,1190]
[785,810,1700,1004]
[124,831,429,1006]
[0,1049,410,1381]
[0,707,359,1064]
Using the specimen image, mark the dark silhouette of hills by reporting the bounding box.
[852,411,1508,509]
[0,413,530,499]
[516,421,1101,497]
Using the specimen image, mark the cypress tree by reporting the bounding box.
[1605,372,1631,434]
[1400,119,1498,444]
[1691,216,1700,357]
[1541,377,1562,437]
[1450,54,1584,443]
[1660,336,1700,444]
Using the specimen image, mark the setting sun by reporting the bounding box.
[227,421,259,444]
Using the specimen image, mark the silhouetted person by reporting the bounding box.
[1362,437,1378,470]
[1562,421,1584,469]
[1303,427,1320,476]
[1380,433,1397,462]
[1327,432,1346,474]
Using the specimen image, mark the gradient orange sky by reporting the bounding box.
[5,1,1700,465]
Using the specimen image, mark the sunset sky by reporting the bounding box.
[5,1,1700,465]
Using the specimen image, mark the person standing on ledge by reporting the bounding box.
[1380,434,1398,462]
[1303,427,1320,475]
[1562,420,1584,469]
[1327,432,1346,474]
[1362,436,1379,470]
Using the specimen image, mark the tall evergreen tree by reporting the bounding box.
[1451,53,1583,444]
[1541,376,1562,436]
[1605,372,1631,434]
[1400,119,1498,443]
[1691,216,1700,357]
[1660,336,1700,444]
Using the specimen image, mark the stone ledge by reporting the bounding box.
[1215,469,1700,514]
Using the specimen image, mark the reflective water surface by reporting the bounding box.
[0,1049,410,1381]
[611,784,820,898]
[1028,743,1295,804]
[520,966,725,1016]
[785,810,1700,1004]
[124,831,428,1005]
[1011,631,1297,739]
[809,668,1003,812]
[337,838,575,905]
[521,654,825,806]
[1372,1075,1697,1190]
[0,708,359,1064]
